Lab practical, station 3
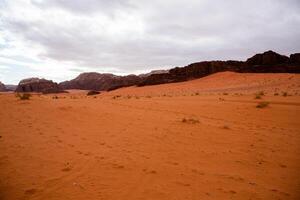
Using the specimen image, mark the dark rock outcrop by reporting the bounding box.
[10,50,300,92]
[59,73,142,91]
[290,53,300,64]
[139,51,300,86]
[16,78,65,94]
[246,50,289,65]
[0,81,6,92]
[139,70,170,78]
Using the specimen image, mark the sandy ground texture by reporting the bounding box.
[0,72,300,200]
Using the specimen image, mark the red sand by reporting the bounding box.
[0,72,300,200]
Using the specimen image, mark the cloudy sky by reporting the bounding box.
[0,0,300,84]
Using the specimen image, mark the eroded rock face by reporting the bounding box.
[139,51,300,86]
[290,53,300,64]
[139,61,245,86]
[246,50,289,65]
[16,78,63,93]
[0,81,6,92]
[59,73,142,91]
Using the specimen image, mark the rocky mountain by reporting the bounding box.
[138,51,300,86]
[59,73,142,91]
[246,50,289,66]
[6,50,300,93]
[16,78,65,94]
[290,53,300,64]
[5,85,17,91]
[139,70,170,78]
[0,81,6,92]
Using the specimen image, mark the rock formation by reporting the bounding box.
[246,50,289,65]
[0,81,6,92]
[290,53,300,64]
[59,73,142,91]
[16,78,64,94]
[139,51,300,86]
[9,50,300,92]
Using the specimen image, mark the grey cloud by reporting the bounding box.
[1,0,300,77]
[31,0,132,15]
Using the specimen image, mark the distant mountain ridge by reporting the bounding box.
[6,50,300,93]
[59,73,142,91]
[15,78,64,94]
[139,51,300,86]
[0,81,6,92]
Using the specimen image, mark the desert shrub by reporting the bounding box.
[282,92,288,97]
[223,92,228,95]
[221,125,230,130]
[195,92,199,96]
[112,95,121,99]
[87,90,100,96]
[274,93,279,96]
[255,91,265,99]
[254,94,262,99]
[16,93,31,100]
[256,101,269,108]
[258,91,265,96]
[182,118,199,124]
[52,95,59,99]
[146,95,152,98]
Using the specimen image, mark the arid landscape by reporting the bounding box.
[1,72,300,200]
[1,1,300,199]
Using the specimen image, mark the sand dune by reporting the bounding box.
[0,72,300,200]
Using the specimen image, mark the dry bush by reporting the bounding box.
[223,92,229,95]
[254,94,262,99]
[16,93,31,100]
[255,91,265,99]
[256,101,269,108]
[282,92,288,97]
[112,95,121,99]
[221,125,230,130]
[182,118,199,124]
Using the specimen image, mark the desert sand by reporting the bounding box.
[0,72,300,200]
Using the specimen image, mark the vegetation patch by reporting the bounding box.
[255,91,265,99]
[16,93,31,100]
[256,101,270,109]
[282,92,288,97]
[112,95,121,99]
[182,118,200,124]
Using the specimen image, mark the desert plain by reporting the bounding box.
[0,72,300,200]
